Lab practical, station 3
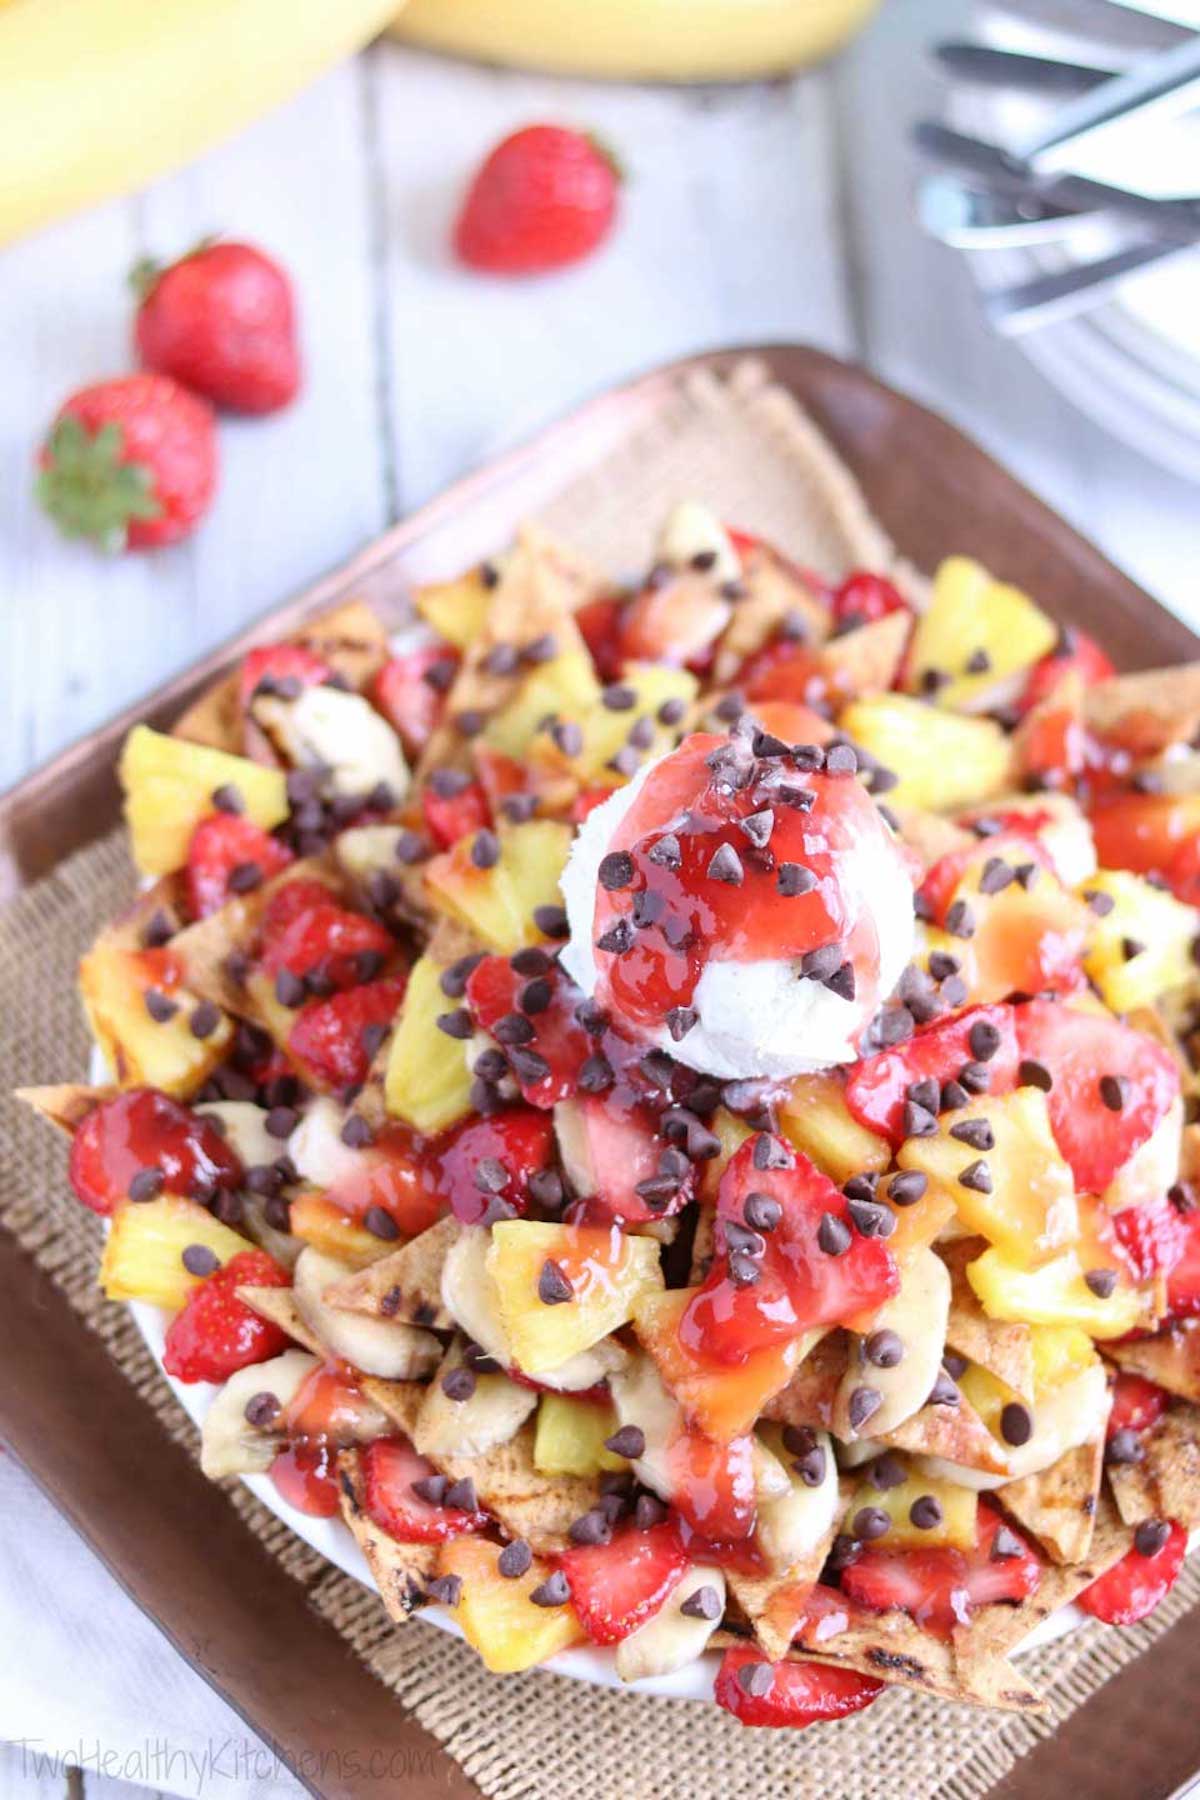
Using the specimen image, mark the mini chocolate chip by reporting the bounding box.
[978,857,1012,894]
[498,1539,533,1579]
[1000,1402,1033,1446]
[1084,1267,1118,1298]
[243,1391,279,1428]
[578,1053,614,1094]
[958,1159,992,1194]
[631,889,666,929]
[800,943,842,983]
[395,829,426,864]
[990,1523,1025,1561]
[707,842,744,886]
[887,1170,927,1207]
[364,1206,399,1240]
[1100,1074,1130,1113]
[530,1571,571,1607]
[928,951,961,982]
[910,1495,943,1531]
[825,961,856,1001]
[442,1366,477,1402]
[927,1369,961,1408]
[265,1105,299,1139]
[902,1101,939,1140]
[817,1212,852,1256]
[454,709,487,738]
[945,899,976,939]
[848,1386,882,1432]
[538,1258,573,1305]
[181,1244,220,1278]
[848,1197,894,1239]
[968,1020,1002,1061]
[939,976,969,1009]
[274,969,306,1008]
[950,1117,994,1151]
[509,1046,552,1086]
[739,809,776,849]
[647,833,682,873]
[444,1477,477,1512]
[666,1005,698,1041]
[1018,1058,1053,1092]
[521,634,558,666]
[474,1157,510,1195]
[680,1585,722,1621]
[534,904,570,940]
[825,744,857,776]
[596,919,635,956]
[144,988,178,1024]
[426,1574,463,1608]
[1106,1428,1144,1467]
[141,908,175,949]
[436,1008,474,1040]
[752,1133,792,1172]
[519,977,553,1015]
[212,782,244,815]
[865,1328,904,1368]
[959,1060,991,1095]
[634,1493,667,1531]
[907,1077,939,1112]
[737,1661,775,1699]
[940,1079,969,1112]
[361,1022,389,1062]
[1084,889,1115,917]
[870,1453,906,1491]
[129,1166,164,1203]
[744,1191,782,1232]
[470,829,500,869]
[605,1425,646,1460]
[568,1509,612,1547]
[854,1506,891,1541]
[1135,1518,1171,1559]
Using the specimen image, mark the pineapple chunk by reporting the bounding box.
[438,1536,582,1673]
[545,663,699,785]
[100,1195,249,1311]
[839,696,1011,811]
[699,1106,753,1202]
[905,556,1057,713]
[119,724,288,876]
[778,1072,890,1186]
[848,1465,977,1550]
[288,1191,393,1268]
[414,570,493,650]
[80,942,233,1097]
[1029,1323,1098,1397]
[944,855,1089,1006]
[897,1088,1077,1267]
[384,952,474,1135]
[487,1220,663,1378]
[425,820,572,954]
[966,1245,1144,1340]
[957,1361,1020,1441]
[534,1392,628,1477]
[633,1287,812,1442]
[1082,868,1197,1012]
[482,651,602,759]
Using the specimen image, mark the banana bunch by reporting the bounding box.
[0,0,398,247]
[390,0,882,82]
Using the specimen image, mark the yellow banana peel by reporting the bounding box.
[391,0,882,81]
[0,0,399,247]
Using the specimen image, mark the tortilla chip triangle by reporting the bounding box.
[942,1239,1035,1403]
[15,1083,113,1137]
[323,1216,459,1330]
[998,1436,1105,1565]
[1107,1405,1200,1532]
[1108,1322,1200,1404]
[337,1447,436,1623]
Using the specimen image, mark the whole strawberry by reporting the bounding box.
[454,125,621,276]
[133,239,301,414]
[37,374,217,551]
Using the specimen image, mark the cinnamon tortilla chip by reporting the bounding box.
[711,544,829,685]
[879,1395,1009,1477]
[171,857,343,1018]
[324,1216,459,1329]
[943,1241,1034,1403]
[337,1448,436,1623]
[998,1436,1104,1565]
[1085,663,1200,757]
[726,1484,849,1660]
[761,1332,850,1432]
[816,609,911,701]
[1107,1405,1200,1532]
[237,1284,326,1359]
[16,1082,114,1137]
[172,673,242,755]
[688,1204,716,1286]
[787,1604,1041,1711]
[969,1489,1132,1664]
[1108,1321,1200,1404]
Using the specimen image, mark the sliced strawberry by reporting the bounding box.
[1076,1520,1186,1626]
[162,1248,290,1383]
[259,876,340,940]
[844,1005,1019,1149]
[1112,1196,1187,1286]
[572,786,618,823]
[714,1645,883,1729]
[371,646,459,760]
[1167,834,1200,908]
[260,899,393,991]
[361,1436,489,1543]
[918,833,1050,924]
[559,1519,689,1644]
[269,1442,342,1517]
[431,1108,556,1226]
[1019,629,1114,714]
[1089,792,1200,880]
[185,813,293,920]
[1015,999,1180,1196]
[287,976,407,1092]
[1167,1204,1200,1320]
[668,1428,757,1542]
[843,1502,1038,1638]
[571,1094,693,1224]
[681,1137,898,1364]
[740,636,828,708]
[68,1087,243,1216]
[239,642,331,708]
[619,578,730,669]
[1107,1373,1169,1441]
[576,594,626,683]
[465,954,591,1107]
[831,571,908,630]
[1014,679,1086,788]
[422,777,491,850]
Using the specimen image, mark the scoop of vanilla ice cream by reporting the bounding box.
[559,754,915,1080]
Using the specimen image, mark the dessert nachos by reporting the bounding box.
[23,502,1200,1730]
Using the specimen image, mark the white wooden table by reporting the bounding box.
[1,3,1198,1797]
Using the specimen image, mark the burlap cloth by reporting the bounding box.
[4,361,1199,1800]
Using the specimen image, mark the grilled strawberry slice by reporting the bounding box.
[1019,629,1114,714]
[69,1087,243,1216]
[162,1247,290,1383]
[714,1645,884,1729]
[843,1502,1038,1638]
[1015,999,1180,1196]
[371,646,459,760]
[1107,1373,1169,1441]
[669,1428,757,1542]
[559,1519,689,1644]
[576,595,626,683]
[240,642,331,708]
[844,1004,1019,1148]
[432,1108,556,1226]
[260,899,393,991]
[287,977,407,1092]
[1167,1204,1200,1320]
[361,1437,489,1544]
[465,954,591,1108]
[682,1137,898,1364]
[422,777,491,850]
[1077,1520,1186,1626]
[831,571,908,631]
[185,813,294,920]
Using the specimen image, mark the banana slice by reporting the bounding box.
[916,1361,1111,1492]
[755,1426,839,1573]
[656,500,740,584]
[439,1227,625,1392]
[615,1564,726,1683]
[293,1247,441,1380]
[254,686,409,802]
[609,1352,684,1503]
[414,1338,536,1460]
[751,1435,792,1504]
[287,1097,362,1189]
[200,1348,317,1479]
[194,1100,277,1167]
[833,1246,951,1441]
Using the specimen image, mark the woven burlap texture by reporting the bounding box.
[3,360,1196,1800]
